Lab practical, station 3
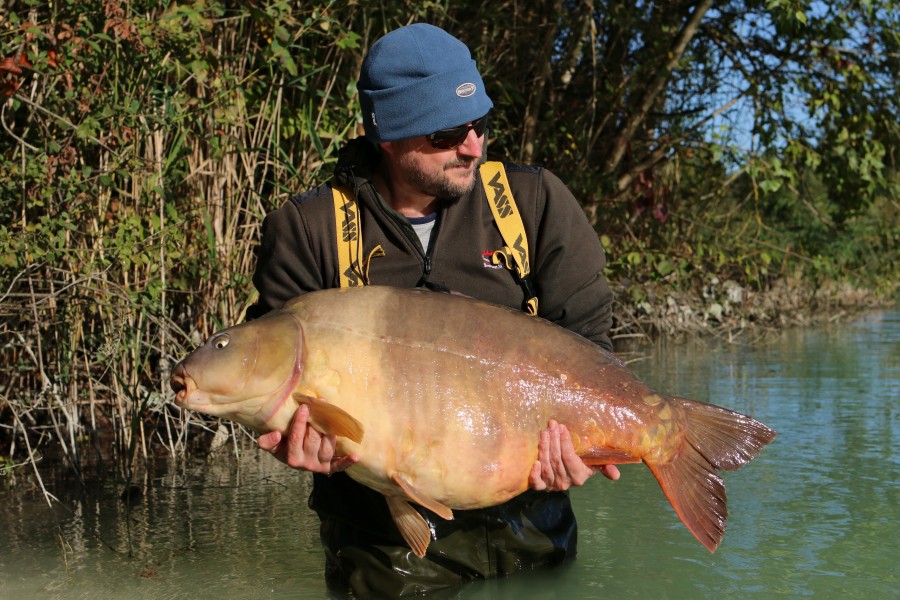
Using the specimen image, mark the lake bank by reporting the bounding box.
[611,275,887,344]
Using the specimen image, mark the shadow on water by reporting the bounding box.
[1,311,897,599]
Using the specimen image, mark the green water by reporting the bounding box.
[2,311,897,599]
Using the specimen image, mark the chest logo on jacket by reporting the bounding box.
[482,250,504,269]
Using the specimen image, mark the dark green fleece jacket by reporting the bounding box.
[249,138,613,350]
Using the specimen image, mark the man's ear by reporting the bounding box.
[378,140,394,157]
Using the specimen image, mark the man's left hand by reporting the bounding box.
[529,419,620,491]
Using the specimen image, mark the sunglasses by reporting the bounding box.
[426,113,490,149]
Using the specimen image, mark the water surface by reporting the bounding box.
[2,311,897,598]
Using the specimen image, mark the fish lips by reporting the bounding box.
[170,363,203,408]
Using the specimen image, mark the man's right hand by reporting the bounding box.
[257,403,359,474]
[529,419,620,491]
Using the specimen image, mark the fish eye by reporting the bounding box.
[212,334,230,349]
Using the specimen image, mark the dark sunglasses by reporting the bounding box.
[426,113,490,149]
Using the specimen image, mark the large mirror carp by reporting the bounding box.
[171,286,776,557]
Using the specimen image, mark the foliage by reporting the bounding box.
[0,0,896,473]
[468,0,899,298]
[0,0,371,469]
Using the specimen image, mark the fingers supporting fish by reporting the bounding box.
[546,421,569,488]
[256,404,336,474]
[256,430,282,459]
[329,454,360,474]
[597,464,621,481]
[530,420,598,491]
[529,460,548,491]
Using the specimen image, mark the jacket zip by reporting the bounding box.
[361,179,439,284]
[422,210,442,279]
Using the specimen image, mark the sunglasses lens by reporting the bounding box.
[428,114,489,149]
[429,127,468,149]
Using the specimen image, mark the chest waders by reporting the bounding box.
[331,161,539,315]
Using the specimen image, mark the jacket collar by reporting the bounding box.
[334,137,381,192]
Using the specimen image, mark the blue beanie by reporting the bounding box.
[357,24,494,142]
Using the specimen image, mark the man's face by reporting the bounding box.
[383,120,487,199]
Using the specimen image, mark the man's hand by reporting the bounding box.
[257,403,359,474]
[529,419,620,491]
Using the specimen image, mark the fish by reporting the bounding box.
[170,286,776,557]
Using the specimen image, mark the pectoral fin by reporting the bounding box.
[386,497,431,558]
[390,472,454,521]
[291,391,364,443]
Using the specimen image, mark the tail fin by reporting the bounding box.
[646,398,776,552]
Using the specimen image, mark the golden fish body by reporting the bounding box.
[171,286,775,557]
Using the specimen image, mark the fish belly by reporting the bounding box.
[287,287,635,509]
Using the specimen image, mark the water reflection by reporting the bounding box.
[1,311,897,599]
[1,452,331,599]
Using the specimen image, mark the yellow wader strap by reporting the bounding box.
[479,161,539,316]
[332,185,383,288]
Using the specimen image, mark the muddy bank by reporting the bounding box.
[610,276,886,345]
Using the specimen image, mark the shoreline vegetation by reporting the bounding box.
[0,277,888,499]
[1,2,897,498]
[611,276,885,343]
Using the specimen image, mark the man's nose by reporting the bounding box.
[457,128,484,159]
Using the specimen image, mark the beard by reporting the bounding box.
[397,154,480,200]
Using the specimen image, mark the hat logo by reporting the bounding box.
[456,83,476,98]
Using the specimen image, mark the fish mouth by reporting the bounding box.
[170,363,197,407]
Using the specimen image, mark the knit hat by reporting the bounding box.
[357,24,494,142]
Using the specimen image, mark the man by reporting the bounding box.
[248,23,620,597]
